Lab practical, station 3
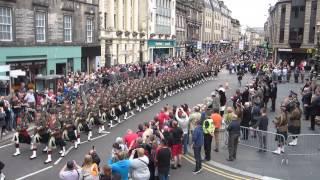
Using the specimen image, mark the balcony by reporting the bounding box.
[32,0,49,7]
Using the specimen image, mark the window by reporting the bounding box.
[35,12,46,42]
[0,7,12,41]
[64,15,72,42]
[86,18,93,43]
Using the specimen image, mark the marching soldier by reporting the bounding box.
[12,110,32,157]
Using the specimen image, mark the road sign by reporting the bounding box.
[10,69,26,78]
[0,65,10,72]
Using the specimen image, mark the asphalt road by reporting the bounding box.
[1,69,240,180]
[2,69,317,180]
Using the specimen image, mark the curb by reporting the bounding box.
[206,160,282,180]
[186,147,282,180]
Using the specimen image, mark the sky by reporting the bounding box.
[223,0,279,28]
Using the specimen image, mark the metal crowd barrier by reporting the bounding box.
[238,126,286,154]
[217,126,286,162]
[283,134,320,165]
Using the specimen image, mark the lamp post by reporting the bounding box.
[314,21,320,86]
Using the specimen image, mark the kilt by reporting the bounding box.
[18,130,31,144]
[40,133,50,144]
[67,130,77,141]
[288,126,300,135]
[275,130,287,143]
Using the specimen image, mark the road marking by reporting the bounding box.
[183,154,255,180]
[54,157,62,165]
[16,166,53,180]
[0,143,13,149]
[91,134,108,141]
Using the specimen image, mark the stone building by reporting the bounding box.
[175,0,187,57]
[0,0,100,79]
[99,0,144,66]
[211,0,221,49]
[185,0,203,56]
[147,0,176,62]
[266,0,320,63]
[231,18,241,50]
[219,1,232,43]
[201,0,214,53]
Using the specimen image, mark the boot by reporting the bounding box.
[281,146,285,153]
[272,147,281,155]
[74,141,78,149]
[13,147,20,156]
[30,150,37,159]
[77,137,81,144]
[124,112,128,120]
[98,127,102,134]
[44,153,52,164]
[88,131,92,141]
[289,138,297,146]
[60,147,66,157]
[42,146,48,152]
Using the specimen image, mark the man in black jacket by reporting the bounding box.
[270,82,277,112]
[302,87,312,121]
[254,108,269,152]
[310,88,320,131]
[226,115,240,161]
[241,102,251,140]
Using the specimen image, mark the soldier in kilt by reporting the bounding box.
[12,110,32,157]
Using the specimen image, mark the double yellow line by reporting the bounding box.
[183,154,259,180]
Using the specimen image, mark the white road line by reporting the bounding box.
[65,146,73,155]
[16,166,53,180]
[79,140,88,145]
[0,143,13,149]
[91,134,108,141]
[53,157,62,165]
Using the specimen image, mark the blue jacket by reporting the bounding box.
[108,159,131,180]
[192,125,204,147]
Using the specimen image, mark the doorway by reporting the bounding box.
[56,63,66,75]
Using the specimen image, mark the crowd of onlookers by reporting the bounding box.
[0,57,210,139]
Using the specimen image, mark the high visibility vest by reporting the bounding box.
[202,119,215,134]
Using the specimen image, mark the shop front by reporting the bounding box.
[81,46,101,73]
[148,40,176,63]
[0,46,81,85]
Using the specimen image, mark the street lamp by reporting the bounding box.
[315,21,320,86]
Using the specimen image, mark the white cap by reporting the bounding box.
[218,87,225,92]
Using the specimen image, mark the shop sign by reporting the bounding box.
[197,41,202,50]
[7,61,46,69]
[278,48,292,52]
[148,40,175,47]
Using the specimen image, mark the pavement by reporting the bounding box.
[0,69,319,180]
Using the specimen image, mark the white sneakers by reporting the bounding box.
[273,146,285,155]
[288,138,298,146]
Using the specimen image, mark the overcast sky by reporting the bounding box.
[223,0,279,28]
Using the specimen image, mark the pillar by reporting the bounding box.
[303,0,312,46]
[284,3,291,45]
[107,0,115,29]
[133,0,139,32]
[118,0,124,31]
[316,0,320,45]
[125,0,131,32]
